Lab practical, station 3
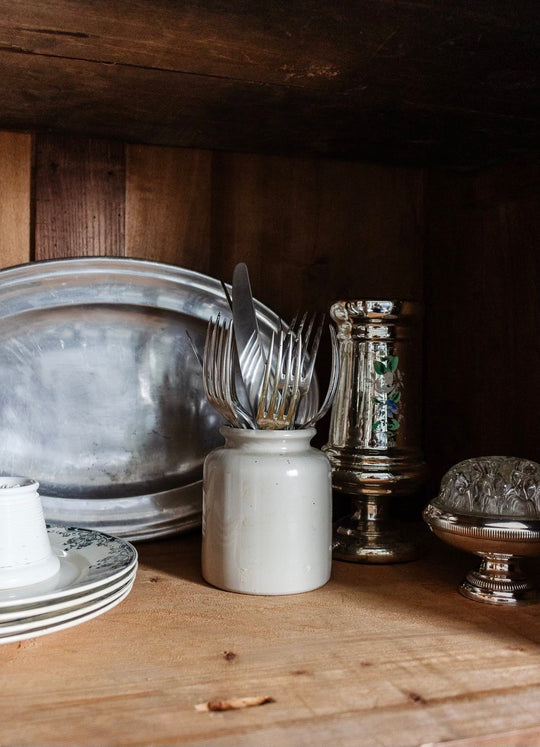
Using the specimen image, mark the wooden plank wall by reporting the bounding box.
[425,158,540,492]
[34,135,126,259]
[0,130,424,323]
[0,132,32,267]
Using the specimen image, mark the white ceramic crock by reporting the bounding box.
[202,426,332,595]
[0,477,60,589]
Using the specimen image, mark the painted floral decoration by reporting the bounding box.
[372,354,401,444]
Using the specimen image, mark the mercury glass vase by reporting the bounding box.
[323,299,428,563]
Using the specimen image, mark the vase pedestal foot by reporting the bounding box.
[332,496,424,564]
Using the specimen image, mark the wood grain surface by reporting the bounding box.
[28,133,425,312]
[2,532,540,747]
[0,131,32,267]
[125,144,212,269]
[0,2,538,166]
[424,156,540,493]
[210,151,424,322]
[34,133,125,260]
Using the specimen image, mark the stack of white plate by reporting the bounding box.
[0,524,137,644]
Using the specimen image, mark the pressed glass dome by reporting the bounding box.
[434,456,540,519]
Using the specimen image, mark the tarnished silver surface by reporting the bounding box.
[424,456,540,605]
[0,257,285,540]
[323,300,427,563]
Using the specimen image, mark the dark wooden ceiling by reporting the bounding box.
[1,1,539,168]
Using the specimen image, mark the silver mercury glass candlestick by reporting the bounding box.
[323,300,428,563]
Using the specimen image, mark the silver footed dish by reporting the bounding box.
[423,456,540,605]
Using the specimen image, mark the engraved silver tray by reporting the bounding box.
[0,257,285,541]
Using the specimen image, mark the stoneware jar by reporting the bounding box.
[0,477,60,589]
[202,426,332,595]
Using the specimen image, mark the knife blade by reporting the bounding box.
[232,263,259,352]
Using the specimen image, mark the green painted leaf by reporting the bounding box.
[389,418,400,431]
[389,356,399,372]
[390,391,401,402]
[374,360,386,375]
[372,420,382,430]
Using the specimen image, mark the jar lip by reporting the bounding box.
[0,476,39,492]
[219,425,316,439]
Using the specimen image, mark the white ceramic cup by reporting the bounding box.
[0,477,60,589]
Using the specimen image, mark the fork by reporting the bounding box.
[203,315,255,429]
[297,324,339,428]
[275,311,323,423]
[256,330,302,430]
[281,311,324,396]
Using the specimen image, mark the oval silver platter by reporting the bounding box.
[0,257,294,541]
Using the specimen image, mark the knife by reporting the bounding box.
[232,262,264,408]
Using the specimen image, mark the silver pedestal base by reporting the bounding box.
[460,553,539,606]
[333,496,424,564]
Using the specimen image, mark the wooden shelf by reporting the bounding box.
[3,530,540,746]
[1,1,539,167]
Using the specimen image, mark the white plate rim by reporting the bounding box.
[0,524,137,608]
[0,578,134,639]
[0,565,137,621]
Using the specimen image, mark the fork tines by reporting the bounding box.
[256,329,303,430]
